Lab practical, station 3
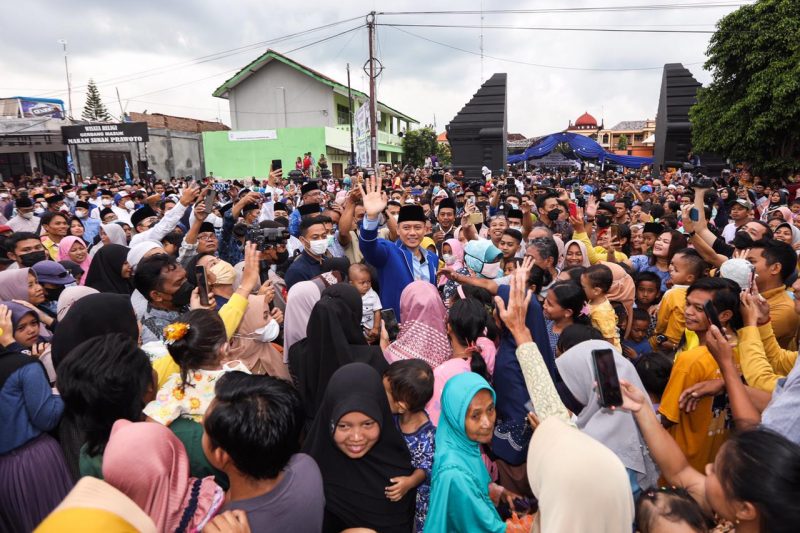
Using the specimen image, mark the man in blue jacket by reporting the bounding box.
[358,176,437,317]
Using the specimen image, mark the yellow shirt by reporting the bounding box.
[737,323,798,392]
[153,292,250,388]
[653,286,687,346]
[761,285,799,351]
[659,345,732,473]
[589,299,622,351]
[572,231,628,264]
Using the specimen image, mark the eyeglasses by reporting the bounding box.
[198,233,217,241]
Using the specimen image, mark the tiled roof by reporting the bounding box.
[609,120,647,131]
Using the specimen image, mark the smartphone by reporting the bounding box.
[467,212,484,225]
[204,189,216,213]
[523,399,536,416]
[195,265,210,307]
[591,348,623,408]
[609,224,620,240]
[747,264,756,291]
[703,300,723,330]
[381,308,400,341]
[689,207,699,222]
[271,159,282,173]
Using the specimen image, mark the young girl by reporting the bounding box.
[542,281,589,357]
[383,359,436,533]
[144,310,250,425]
[635,486,712,533]
[581,264,622,350]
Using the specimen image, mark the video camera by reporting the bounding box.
[245,226,289,251]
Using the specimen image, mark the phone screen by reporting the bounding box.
[592,349,623,408]
[381,308,400,341]
[271,159,282,173]
[195,265,210,307]
[689,207,699,222]
[204,189,216,213]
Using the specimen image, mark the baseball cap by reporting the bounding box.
[640,185,653,193]
[734,199,753,210]
[31,261,76,286]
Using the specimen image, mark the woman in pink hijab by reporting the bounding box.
[102,420,223,532]
[57,236,91,284]
[602,261,636,338]
[384,281,453,368]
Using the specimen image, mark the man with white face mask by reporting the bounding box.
[283,215,332,290]
[7,196,40,233]
[110,191,133,225]
[73,200,101,243]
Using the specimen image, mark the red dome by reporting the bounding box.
[574,111,597,127]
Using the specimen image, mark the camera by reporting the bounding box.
[691,175,715,189]
[212,182,231,193]
[245,226,289,251]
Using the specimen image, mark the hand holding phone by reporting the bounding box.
[381,308,400,342]
[195,265,210,307]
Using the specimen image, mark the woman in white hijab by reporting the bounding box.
[527,417,634,532]
[555,339,660,494]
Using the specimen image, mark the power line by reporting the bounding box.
[121,25,363,102]
[377,2,750,16]
[33,15,365,98]
[379,23,716,34]
[388,26,704,71]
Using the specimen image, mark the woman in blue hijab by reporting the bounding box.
[425,372,505,533]
[442,239,503,302]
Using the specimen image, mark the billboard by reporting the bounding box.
[61,122,149,145]
[20,99,64,119]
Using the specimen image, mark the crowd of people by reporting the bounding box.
[1,162,800,532]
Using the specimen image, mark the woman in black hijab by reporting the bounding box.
[50,293,140,479]
[289,283,387,428]
[84,244,133,295]
[303,363,414,533]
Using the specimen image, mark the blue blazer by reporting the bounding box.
[359,225,438,316]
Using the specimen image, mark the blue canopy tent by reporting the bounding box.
[508,132,652,168]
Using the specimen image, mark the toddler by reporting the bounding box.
[635,486,712,533]
[144,309,250,425]
[623,308,654,360]
[580,264,621,350]
[653,249,706,351]
[383,359,436,533]
[349,264,382,343]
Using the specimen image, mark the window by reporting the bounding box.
[602,134,609,144]
[337,104,350,125]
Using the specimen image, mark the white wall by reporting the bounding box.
[228,60,334,130]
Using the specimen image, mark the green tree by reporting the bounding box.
[617,134,628,151]
[402,126,438,166]
[435,141,451,165]
[81,79,111,122]
[690,0,800,178]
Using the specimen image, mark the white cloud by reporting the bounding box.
[0,0,743,136]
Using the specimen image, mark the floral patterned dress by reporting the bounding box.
[144,364,251,425]
[395,415,436,532]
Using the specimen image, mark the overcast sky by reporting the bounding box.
[0,0,748,137]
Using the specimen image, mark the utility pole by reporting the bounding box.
[57,39,72,119]
[367,12,378,168]
[347,63,354,167]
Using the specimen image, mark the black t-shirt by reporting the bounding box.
[712,236,734,258]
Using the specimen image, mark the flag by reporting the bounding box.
[124,156,132,185]
[66,151,76,174]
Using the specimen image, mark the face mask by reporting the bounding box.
[44,285,65,302]
[101,199,113,207]
[308,238,328,256]
[59,204,70,213]
[75,209,87,218]
[596,214,611,228]
[254,319,281,343]
[19,250,47,267]
[547,209,561,221]
[603,193,616,203]
[34,207,46,215]
[66,191,77,199]
[731,231,754,250]
[433,186,441,195]
[124,200,135,210]
[20,211,33,219]
[443,253,457,265]
[326,235,335,248]
[508,202,519,209]
[480,260,501,279]
[392,214,399,221]
[170,281,193,308]
[209,260,236,285]
[509,224,522,231]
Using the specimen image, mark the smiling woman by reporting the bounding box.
[302,363,415,533]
